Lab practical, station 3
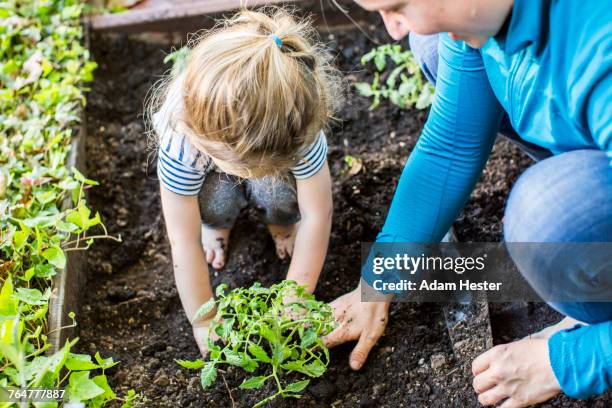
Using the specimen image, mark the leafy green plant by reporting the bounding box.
[0,0,139,405]
[163,46,191,76]
[178,281,335,408]
[355,44,434,110]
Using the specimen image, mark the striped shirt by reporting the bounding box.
[156,128,328,196]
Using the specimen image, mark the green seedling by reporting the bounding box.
[355,44,434,110]
[178,281,336,408]
[0,0,136,405]
[163,46,191,76]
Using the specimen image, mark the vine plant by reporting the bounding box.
[0,1,138,406]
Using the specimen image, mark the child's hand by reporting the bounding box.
[192,315,217,357]
[281,286,309,322]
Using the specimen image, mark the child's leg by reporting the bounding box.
[247,176,300,259]
[199,172,247,269]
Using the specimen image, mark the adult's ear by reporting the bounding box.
[379,10,411,41]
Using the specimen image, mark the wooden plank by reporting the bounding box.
[47,27,90,353]
[89,0,304,32]
[47,120,87,351]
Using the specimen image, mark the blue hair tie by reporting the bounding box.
[270,34,283,47]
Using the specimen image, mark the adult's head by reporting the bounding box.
[354,0,513,47]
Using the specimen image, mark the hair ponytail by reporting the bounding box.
[147,7,343,179]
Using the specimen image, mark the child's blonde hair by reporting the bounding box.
[148,7,342,179]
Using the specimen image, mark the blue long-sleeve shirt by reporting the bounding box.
[376,0,611,399]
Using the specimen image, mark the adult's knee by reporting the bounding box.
[503,149,611,243]
[408,32,439,85]
[503,150,612,306]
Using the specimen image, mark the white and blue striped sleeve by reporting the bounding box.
[157,131,208,196]
[290,131,328,180]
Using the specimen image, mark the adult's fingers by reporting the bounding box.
[478,385,508,406]
[349,331,379,371]
[472,345,497,376]
[499,397,522,408]
[323,323,352,348]
[472,371,497,393]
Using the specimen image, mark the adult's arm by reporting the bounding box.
[376,33,504,244]
[329,34,506,369]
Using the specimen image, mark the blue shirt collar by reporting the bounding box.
[498,0,550,55]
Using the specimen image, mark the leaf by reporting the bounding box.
[192,298,216,322]
[65,353,100,371]
[248,344,271,362]
[302,361,326,377]
[280,360,302,372]
[94,352,118,370]
[14,288,46,305]
[416,84,434,109]
[300,329,317,348]
[34,264,56,278]
[224,349,245,366]
[215,283,227,298]
[42,246,66,269]
[354,82,373,97]
[272,344,286,366]
[176,359,205,369]
[374,52,387,71]
[258,323,277,344]
[239,375,268,390]
[284,379,310,393]
[200,362,217,388]
[71,167,99,185]
[120,390,138,408]
[66,371,105,402]
[12,230,28,250]
[90,374,116,406]
[242,356,258,372]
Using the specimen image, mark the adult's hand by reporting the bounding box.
[323,283,391,370]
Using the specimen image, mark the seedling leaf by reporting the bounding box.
[200,362,217,388]
[176,359,205,369]
[284,379,310,393]
[192,298,215,322]
[239,375,268,390]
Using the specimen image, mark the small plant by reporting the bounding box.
[163,46,191,76]
[355,44,434,110]
[178,281,335,408]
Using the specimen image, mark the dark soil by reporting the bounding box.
[77,17,610,408]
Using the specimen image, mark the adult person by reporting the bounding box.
[324,0,611,406]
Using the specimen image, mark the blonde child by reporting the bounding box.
[148,8,341,355]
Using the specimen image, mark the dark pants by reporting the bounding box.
[409,32,612,322]
[199,172,300,229]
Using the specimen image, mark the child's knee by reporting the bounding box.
[248,178,300,225]
[199,174,247,228]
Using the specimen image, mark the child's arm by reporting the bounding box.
[286,161,333,293]
[159,186,213,352]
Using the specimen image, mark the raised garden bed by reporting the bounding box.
[73,11,611,408]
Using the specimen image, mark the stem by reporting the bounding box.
[61,233,122,248]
